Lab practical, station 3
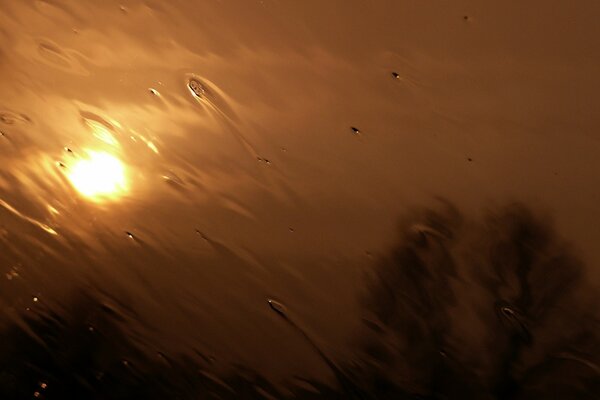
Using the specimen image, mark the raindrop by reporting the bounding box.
[391,72,400,79]
[0,111,30,125]
[33,296,39,302]
[64,146,72,153]
[463,15,470,21]
[467,157,473,162]
[501,306,514,317]
[267,299,288,317]
[350,126,360,135]
[125,231,135,239]
[362,318,384,333]
[149,88,160,96]
[5,268,18,280]
[162,171,184,186]
[496,303,531,342]
[33,392,40,398]
[289,227,295,232]
[56,161,65,168]
[40,382,47,389]
[195,230,209,241]
[188,78,205,98]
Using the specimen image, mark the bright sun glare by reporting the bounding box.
[67,150,127,200]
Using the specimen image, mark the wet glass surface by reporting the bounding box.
[0,1,599,398]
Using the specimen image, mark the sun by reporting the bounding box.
[67,150,128,200]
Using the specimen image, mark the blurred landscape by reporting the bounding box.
[0,1,599,398]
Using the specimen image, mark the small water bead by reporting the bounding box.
[350,126,360,135]
[501,306,514,317]
[5,268,18,280]
[0,111,30,125]
[267,299,288,317]
[188,78,205,98]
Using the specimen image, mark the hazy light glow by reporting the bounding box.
[67,150,128,200]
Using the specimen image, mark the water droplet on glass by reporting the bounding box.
[350,126,360,135]
[162,171,184,186]
[126,231,135,239]
[195,230,209,241]
[391,72,400,79]
[501,306,514,316]
[0,111,30,125]
[267,299,288,317]
[188,78,205,98]
[149,88,160,96]
[5,268,18,280]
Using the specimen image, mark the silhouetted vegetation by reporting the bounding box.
[0,203,597,399]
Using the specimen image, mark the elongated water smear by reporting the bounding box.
[0,199,57,235]
[267,299,365,399]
